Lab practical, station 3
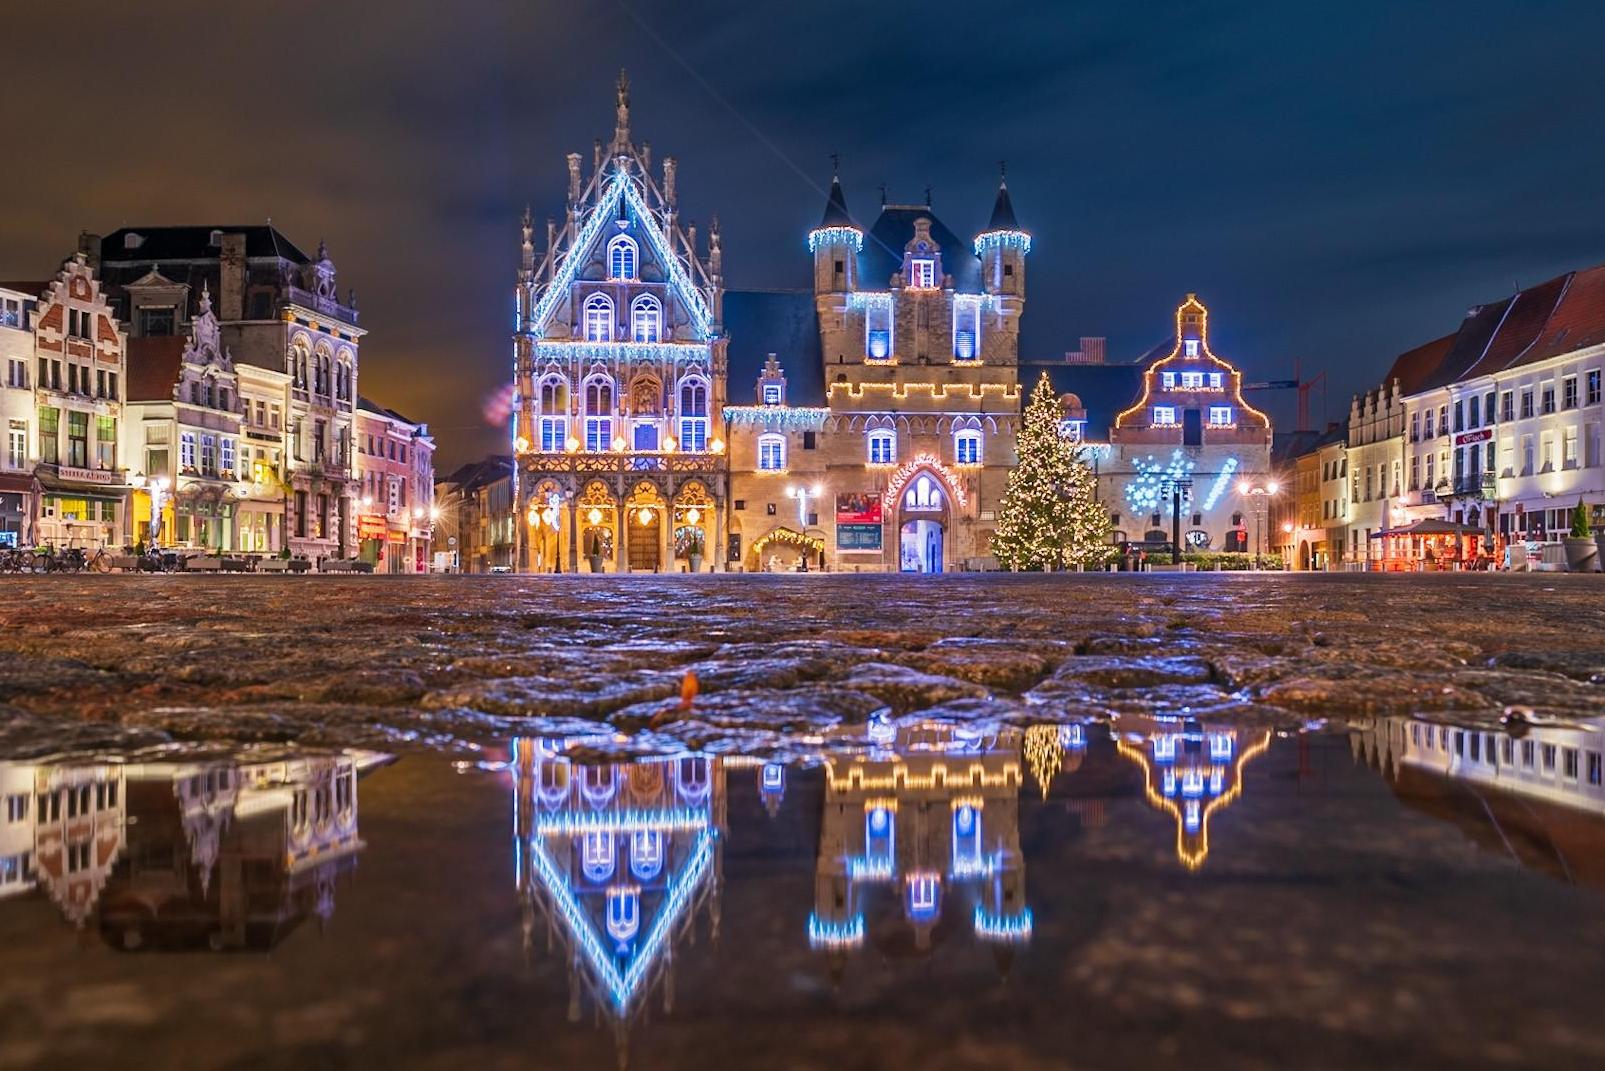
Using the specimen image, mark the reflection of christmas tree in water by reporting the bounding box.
[511,738,727,1066]
[1115,715,1271,870]
[1024,723,1087,799]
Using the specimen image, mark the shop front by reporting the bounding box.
[35,467,127,549]
[0,473,38,548]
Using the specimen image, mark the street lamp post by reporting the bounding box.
[786,483,824,569]
[1236,477,1281,570]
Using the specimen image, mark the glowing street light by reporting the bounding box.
[786,483,825,527]
[1237,477,1283,570]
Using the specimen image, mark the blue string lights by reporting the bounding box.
[807,226,865,253]
[973,230,1032,258]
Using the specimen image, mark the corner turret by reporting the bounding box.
[809,161,863,295]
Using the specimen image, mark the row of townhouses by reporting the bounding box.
[445,74,1277,574]
[0,230,435,570]
[1276,265,1605,570]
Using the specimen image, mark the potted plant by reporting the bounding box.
[684,527,705,573]
[586,532,604,573]
[1564,498,1599,572]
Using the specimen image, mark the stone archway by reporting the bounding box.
[527,478,564,573]
[672,480,714,572]
[577,481,617,573]
[887,462,961,574]
[748,526,825,573]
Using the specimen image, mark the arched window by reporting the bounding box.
[954,429,982,466]
[757,433,785,472]
[582,293,613,342]
[904,474,942,511]
[538,377,568,452]
[631,294,662,343]
[678,376,708,452]
[290,340,310,389]
[607,235,638,281]
[606,886,640,944]
[867,429,896,466]
[314,350,331,396]
[581,831,615,882]
[584,377,614,452]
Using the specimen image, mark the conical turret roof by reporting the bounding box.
[819,175,855,229]
[983,177,1019,232]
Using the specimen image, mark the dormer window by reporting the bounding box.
[1184,339,1200,358]
[762,383,782,405]
[607,235,638,281]
[1153,406,1177,427]
[909,259,936,289]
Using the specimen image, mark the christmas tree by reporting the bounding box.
[993,372,1111,570]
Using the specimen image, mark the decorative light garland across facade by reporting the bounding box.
[721,405,831,429]
[532,807,710,836]
[751,526,826,556]
[845,291,893,313]
[973,230,1032,257]
[1124,450,1195,513]
[532,341,712,365]
[807,226,865,253]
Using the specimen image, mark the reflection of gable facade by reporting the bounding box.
[809,723,1035,978]
[1,752,374,949]
[1116,715,1271,870]
[1356,716,1605,889]
[511,737,725,1049]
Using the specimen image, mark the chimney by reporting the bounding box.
[77,231,102,272]
[219,233,247,322]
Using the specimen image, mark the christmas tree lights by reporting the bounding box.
[992,373,1113,570]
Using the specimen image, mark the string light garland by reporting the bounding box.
[1112,295,1272,431]
[807,913,865,950]
[751,526,825,556]
[882,454,969,507]
[973,230,1032,257]
[973,906,1033,942]
[532,341,711,364]
[722,405,830,429]
[807,226,864,253]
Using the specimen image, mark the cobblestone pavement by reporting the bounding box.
[2,573,1603,757]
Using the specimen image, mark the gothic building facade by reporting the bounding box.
[513,72,728,574]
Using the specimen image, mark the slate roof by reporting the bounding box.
[357,395,423,429]
[440,455,512,492]
[722,289,825,406]
[859,206,982,294]
[1021,360,1148,440]
[1417,297,1513,393]
[124,336,186,402]
[818,176,854,229]
[100,226,312,264]
[984,180,1019,232]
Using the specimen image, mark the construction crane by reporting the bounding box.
[1242,360,1327,432]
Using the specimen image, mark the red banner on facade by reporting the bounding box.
[835,492,882,525]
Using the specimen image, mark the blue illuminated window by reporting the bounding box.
[758,433,785,471]
[678,378,708,452]
[584,378,613,451]
[582,294,613,342]
[1161,371,1176,390]
[630,295,661,343]
[955,430,982,465]
[1153,406,1177,426]
[762,383,782,405]
[868,429,896,465]
[607,235,638,281]
[1184,339,1200,358]
[867,329,890,360]
[909,259,935,288]
[1208,406,1233,426]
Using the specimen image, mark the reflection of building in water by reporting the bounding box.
[512,737,725,1052]
[1355,715,1605,888]
[1115,715,1271,870]
[1024,723,1086,800]
[809,723,1034,974]
[0,761,124,921]
[0,752,375,949]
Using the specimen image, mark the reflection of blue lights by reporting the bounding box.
[868,713,896,745]
[526,829,714,1010]
[1153,735,1177,762]
[955,805,976,834]
[534,807,708,836]
[761,764,785,790]
[1162,769,1176,797]
[868,806,890,833]
[1181,768,1204,798]
[1184,800,1202,832]
[847,856,894,881]
[906,873,941,921]
[606,885,640,945]
[807,913,865,949]
[630,830,664,881]
[974,907,1033,942]
[1209,734,1234,760]
[950,853,1001,880]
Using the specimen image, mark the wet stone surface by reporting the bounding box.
[0,573,1603,758]
[3,574,1605,1069]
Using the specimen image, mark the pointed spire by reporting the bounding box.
[986,164,1019,232]
[613,68,631,152]
[818,160,853,228]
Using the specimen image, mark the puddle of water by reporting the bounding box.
[2,717,1604,1070]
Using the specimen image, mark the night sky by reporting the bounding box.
[7,1,1604,467]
